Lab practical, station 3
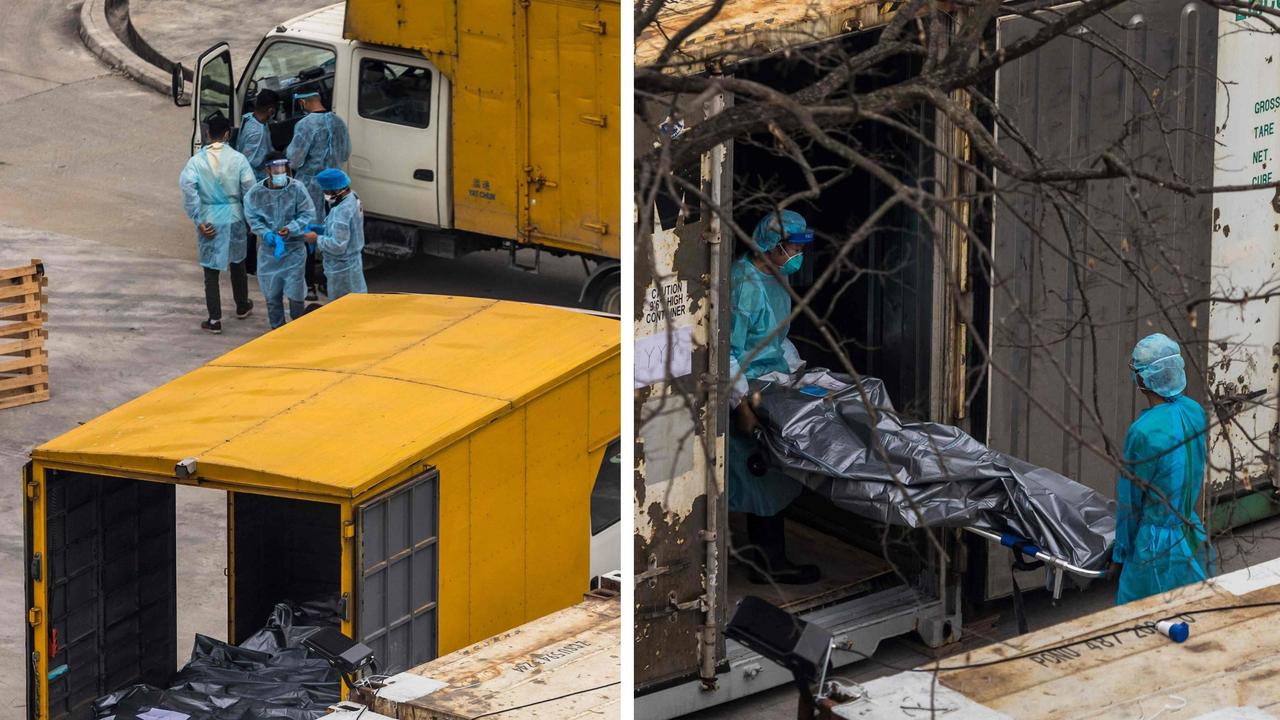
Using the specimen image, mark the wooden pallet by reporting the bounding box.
[0,259,48,411]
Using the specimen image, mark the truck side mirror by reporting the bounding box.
[172,64,190,107]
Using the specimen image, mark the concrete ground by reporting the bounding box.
[677,515,1280,719]
[129,0,333,72]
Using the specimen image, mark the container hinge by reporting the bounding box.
[578,20,606,34]
[26,481,39,502]
[338,592,350,622]
[579,114,608,128]
[29,553,41,583]
[342,521,356,540]
[580,221,609,235]
[27,607,41,627]
[670,591,707,613]
[636,553,680,584]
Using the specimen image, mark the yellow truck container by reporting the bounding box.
[351,586,621,719]
[23,294,620,720]
[343,0,622,261]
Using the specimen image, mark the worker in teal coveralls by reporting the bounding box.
[1113,333,1213,604]
[729,210,820,585]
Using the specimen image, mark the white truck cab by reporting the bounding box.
[188,6,450,242]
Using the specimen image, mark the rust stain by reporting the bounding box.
[1184,640,1226,654]
[637,0,893,68]
[1247,667,1280,683]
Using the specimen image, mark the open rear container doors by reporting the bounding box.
[25,466,443,720]
[984,0,1217,599]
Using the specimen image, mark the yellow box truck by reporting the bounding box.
[178,1,621,312]
[23,294,620,720]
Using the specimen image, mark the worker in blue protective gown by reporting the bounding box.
[236,89,279,181]
[244,151,316,329]
[287,91,350,300]
[286,91,351,221]
[1113,333,1213,605]
[180,114,257,334]
[729,210,821,585]
[303,168,367,300]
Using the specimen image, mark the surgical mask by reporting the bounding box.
[323,192,338,204]
[780,250,804,276]
[270,173,288,188]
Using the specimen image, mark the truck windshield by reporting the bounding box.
[247,40,337,121]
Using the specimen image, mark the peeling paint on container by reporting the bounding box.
[634,92,733,691]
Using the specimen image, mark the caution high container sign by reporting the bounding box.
[22,294,620,720]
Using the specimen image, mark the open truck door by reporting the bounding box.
[189,42,236,156]
[25,465,178,720]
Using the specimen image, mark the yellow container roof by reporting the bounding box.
[34,295,619,498]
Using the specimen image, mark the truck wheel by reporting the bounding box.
[591,275,621,315]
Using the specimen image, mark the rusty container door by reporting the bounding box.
[634,94,733,692]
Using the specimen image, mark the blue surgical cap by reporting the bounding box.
[315,168,350,191]
[752,210,810,252]
[1132,333,1186,398]
[295,91,320,100]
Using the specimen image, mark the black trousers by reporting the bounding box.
[305,251,318,289]
[203,263,249,321]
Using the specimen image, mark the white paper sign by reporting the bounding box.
[635,326,694,388]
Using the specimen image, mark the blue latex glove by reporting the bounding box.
[304,223,325,255]
[264,232,285,258]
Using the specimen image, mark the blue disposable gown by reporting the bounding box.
[244,177,316,316]
[179,145,256,271]
[236,113,273,181]
[1115,395,1213,605]
[316,193,367,300]
[286,112,351,220]
[727,254,805,516]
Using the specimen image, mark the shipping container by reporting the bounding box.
[635,1,1280,715]
[24,294,620,720]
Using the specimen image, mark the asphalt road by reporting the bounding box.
[0,1,586,715]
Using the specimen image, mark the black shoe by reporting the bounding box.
[305,286,318,302]
[748,559,822,586]
[235,300,254,319]
[201,319,223,334]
